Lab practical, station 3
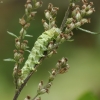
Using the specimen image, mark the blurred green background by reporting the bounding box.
[0,0,100,100]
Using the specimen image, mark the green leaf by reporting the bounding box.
[3,58,16,62]
[78,91,99,100]
[25,34,33,37]
[78,27,99,34]
[7,31,18,38]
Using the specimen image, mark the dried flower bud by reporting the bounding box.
[81,18,88,25]
[75,22,81,28]
[39,89,47,94]
[14,52,23,61]
[17,69,22,76]
[23,40,28,44]
[82,4,87,9]
[19,57,24,64]
[13,65,17,77]
[61,57,66,64]
[59,67,67,74]
[13,49,17,53]
[35,97,41,100]
[50,20,56,28]
[60,37,66,43]
[66,18,74,24]
[48,3,53,11]
[38,80,43,90]
[51,7,59,15]
[30,11,37,17]
[45,10,52,20]
[81,9,86,17]
[66,63,70,69]
[20,28,27,39]
[86,4,92,11]
[71,3,75,8]
[26,0,31,3]
[75,11,82,21]
[86,8,95,16]
[56,60,62,68]
[48,41,54,50]
[72,6,80,17]
[21,43,27,50]
[47,51,54,57]
[26,3,32,10]
[67,22,75,30]
[19,18,26,26]
[24,96,31,100]
[46,82,52,88]
[15,38,20,49]
[65,27,70,34]
[19,50,24,54]
[82,0,88,4]
[90,2,93,6]
[52,69,56,75]
[49,74,55,82]
[64,34,69,40]
[24,23,30,29]
[42,19,49,30]
[35,1,43,8]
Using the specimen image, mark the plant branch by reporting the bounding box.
[31,57,69,100]
[12,0,95,100]
[78,27,99,34]
[32,93,39,100]
[13,56,46,100]
[60,4,71,31]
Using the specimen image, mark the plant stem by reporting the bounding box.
[13,5,72,99]
[78,27,99,34]
[60,4,71,31]
[32,93,39,100]
[13,56,46,100]
[13,71,34,100]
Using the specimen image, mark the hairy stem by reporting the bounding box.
[60,4,71,31]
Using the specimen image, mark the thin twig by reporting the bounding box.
[60,4,71,31]
[13,56,46,100]
[78,27,99,34]
[31,93,39,100]
[13,71,34,100]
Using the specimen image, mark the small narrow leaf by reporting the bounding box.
[25,34,33,37]
[48,71,52,75]
[7,31,18,37]
[3,58,16,62]
[78,27,99,34]
[25,50,31,53]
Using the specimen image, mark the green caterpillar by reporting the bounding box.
[19,27,61,85]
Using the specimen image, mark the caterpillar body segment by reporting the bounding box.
[19,27,61,85]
